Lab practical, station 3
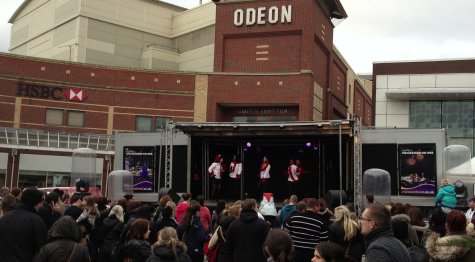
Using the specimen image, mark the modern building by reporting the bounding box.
[1,0,372,199]
[373,59,475,154]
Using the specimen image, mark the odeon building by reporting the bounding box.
[0,0,373,201]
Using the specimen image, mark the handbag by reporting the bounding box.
[208,226,220,249]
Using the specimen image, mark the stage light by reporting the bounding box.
[246,142,252,148]
[306,142,312,147]
[313,145,319,151]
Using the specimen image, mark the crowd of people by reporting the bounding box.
[1,185,475,262]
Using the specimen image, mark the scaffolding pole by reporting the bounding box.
[163,123,175,189]
[353,117,363,215]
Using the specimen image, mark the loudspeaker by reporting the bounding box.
[324,190,347,209]
[159,187,180,204]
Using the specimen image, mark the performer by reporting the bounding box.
[287,159,299,196]
[228,155,242,200]
[208,154,224,200]
[258,156,271,194]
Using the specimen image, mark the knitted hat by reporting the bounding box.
[20,188,44,207]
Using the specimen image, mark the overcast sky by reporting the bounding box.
[2,0,475,74]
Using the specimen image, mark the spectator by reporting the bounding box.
[312,242,351,262]
[466,196,475,222]
[149,206,178,244]
[359,203,410,262]
[227,198,270,262]
[435,178,456,213]
[210,200,226,232]
[196,195,211,232]
[98,205,125,261]
[259,193,280,228]
[0,186,10,200]
[10,187,21,200]
[38,192,61,229]
[329,205,364,262]
[391,209,419,249]
[122,218,152,262]
[280,195,298,225]
[426,210,475,261]
[176,193,191,223]
[64,194,84,220]
[33,216,90,262]
[365,194,374,206]
[0,187,47,261]
[209,203,241,262]
[264,229,294,262]
[147,227,191,262]
[0,193,16,217]
[284,198,329,262]
[153,194,172,222]
[177,201,208,262]
[391,218,428,262]
[407,206,429,248]
[427,206,447,237]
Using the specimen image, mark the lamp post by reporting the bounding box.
[331,120,343,205]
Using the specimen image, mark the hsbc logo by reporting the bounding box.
[65,89,87,102]
[17,83,88,102]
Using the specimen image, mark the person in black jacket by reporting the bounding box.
[38,192,61,230]
[360,203,410,262]
[0,187,47,262]
[33,216,90,262]
[147,227,191,262]
[121,218,151,262]
[149,206,178,244]
[329,205,364,262]
[226,198,270,262]
[97,205,125,262]
[177,201,209,262]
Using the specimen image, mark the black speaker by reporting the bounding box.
[159,187,180,204]
[324,190,347,209]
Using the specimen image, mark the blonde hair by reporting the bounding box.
[334,205,358,241]
[166,200,176,218]
[152,227,187,261]
[109,204,125,222]
[441,178,451,185]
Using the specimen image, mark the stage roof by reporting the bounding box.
[174,121,353,137]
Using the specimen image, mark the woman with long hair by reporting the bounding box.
[264,229,294,262]
[407,206,429,248]
[177,201,208,262]
[121,218,152,262]
[328,205,364,262]
[97,205,125,261]
[312,242,353,262]
[147,227,191,262]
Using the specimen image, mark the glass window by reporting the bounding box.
[136,116,152,132]
[46,172,70,187]
[18,171,47,188]
[156,117,172,130]
[409,101,441,129]
[45,109,63,126]
[442,101,474,138]
[67,111,85,127]
[0,169,5,187]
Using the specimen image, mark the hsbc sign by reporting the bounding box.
[17,83,88,102]
[234,5,292,26]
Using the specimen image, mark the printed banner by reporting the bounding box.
[399,144,437,196]
[123,146,155,192]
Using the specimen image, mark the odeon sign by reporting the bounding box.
[233,5,292,26]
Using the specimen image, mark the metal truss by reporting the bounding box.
[353,117,363,215]
[163,123,175,189]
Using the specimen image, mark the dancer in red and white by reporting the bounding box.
[287,159,299,197]
[208,154,224,200]
[228,154,242,200]
[258,156,271,194]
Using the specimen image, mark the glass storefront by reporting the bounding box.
[18,170,102,189]
[410,100,475,154]
[0,169,5,187]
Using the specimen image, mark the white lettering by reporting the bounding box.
[268,6,279,24]
[281,5,292,23]
[234,5,292,27]
[257,7,266,25]
[234,9,244,26]
[246,8,256,26]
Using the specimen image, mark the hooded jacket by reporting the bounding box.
[426,233,475,262]
[122,239,151,262]
[435,184,457,208]
[226,209,270,262]
[33,216,90,262]
[279,204,296,224]
[0,203,47,262]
